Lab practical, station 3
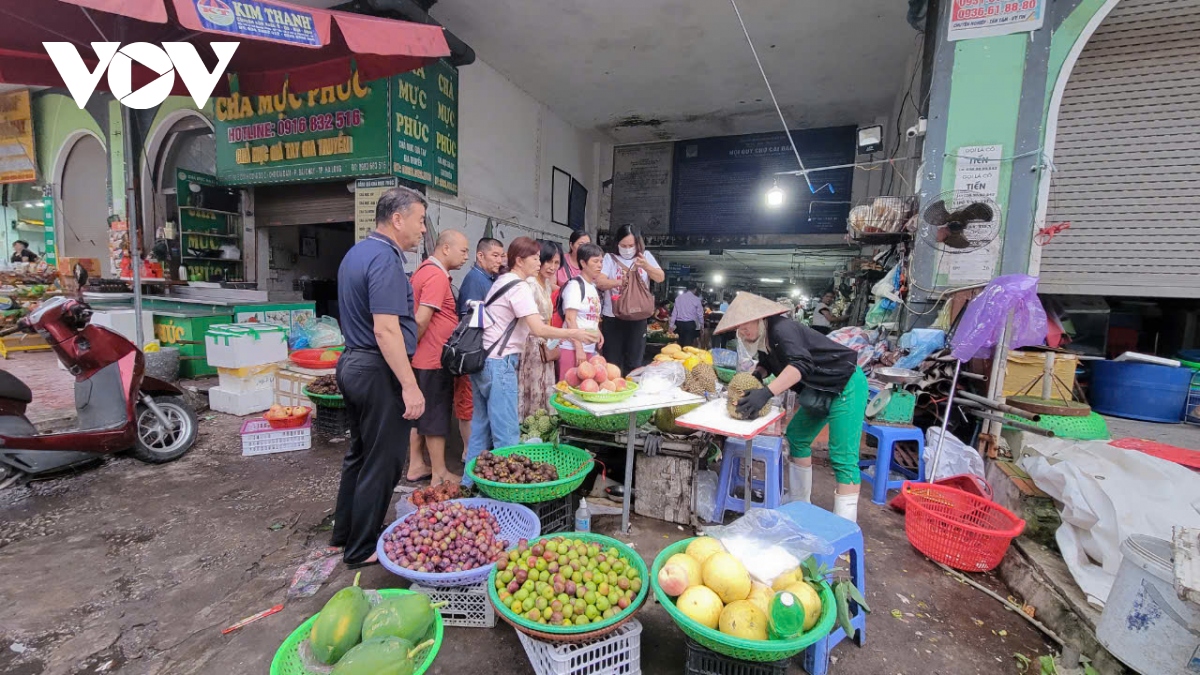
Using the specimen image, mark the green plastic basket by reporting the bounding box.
[488,533,649,637]
[270,588,443,675]
[715,366,736,383]
[302,386,346,409]
[567,381,639,403]
[1004,411,1109,441]
[651,538,837,662]
[465,443,594,503]
[550,394,653,432]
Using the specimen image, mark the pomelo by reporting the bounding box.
[746,582,773,616]
[685,537,724,565]
[676,586,723,629]
[784,582,823,631]
[702,552,752,604]
[718,600,769,640]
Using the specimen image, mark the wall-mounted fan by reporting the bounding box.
[917,191,1000,253]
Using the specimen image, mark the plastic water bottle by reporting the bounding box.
[575,498,592,533]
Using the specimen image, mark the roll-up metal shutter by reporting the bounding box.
[253,182,354,227]
[1040,0,1200,297]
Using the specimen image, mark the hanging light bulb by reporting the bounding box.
[766,180,785,207]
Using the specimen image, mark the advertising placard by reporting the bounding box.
[948,0,1044,41]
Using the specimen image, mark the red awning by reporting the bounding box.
[0,0,450,96]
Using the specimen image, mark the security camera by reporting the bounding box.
[906,117,928,139]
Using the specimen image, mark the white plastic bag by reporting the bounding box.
[704,508,832,586]
[629,360,685,394]
[924,427,985,481]
[309,316,344,348]
[694,470,719,523]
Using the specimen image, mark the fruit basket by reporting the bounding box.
[714,366,736,384]
[270,588,442,675]
[567,380,639,403]
[901,482,1025,572]
[377,498,540,587]
[488,533,649,642]
[302,386,345,409]
[550,394,653,432]
[465,444,593,503]
[651,537,837,662]
[264,406,312,429]
[289,347,343,370]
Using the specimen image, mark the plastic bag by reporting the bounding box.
[288,322,313,350]
[871,264,902,303]
[924,427,985,481]
[309,316,344,348]
[629,360,686,394]
[735,339,758,373]
[694,470,719,523]
[864,300,899,328]
[894,328,946,370]
[950,274,1047,362]
[704,508,833,586]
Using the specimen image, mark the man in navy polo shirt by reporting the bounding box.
[332,186,427,568]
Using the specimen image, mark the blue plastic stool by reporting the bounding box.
[710,436,785,522]
[778,501,866,675]
[858,422,924,505]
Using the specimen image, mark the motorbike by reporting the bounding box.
[0,295,198,479]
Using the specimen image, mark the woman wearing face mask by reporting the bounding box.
[714,291,868,523]
[595,224,665,376]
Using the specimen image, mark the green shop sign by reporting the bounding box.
[213,65,458,195]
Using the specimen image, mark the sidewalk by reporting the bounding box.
[0,350,75,424]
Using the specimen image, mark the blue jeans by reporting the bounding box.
[464,354,520,486]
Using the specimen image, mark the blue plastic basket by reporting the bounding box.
[377,498,540,587]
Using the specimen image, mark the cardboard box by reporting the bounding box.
[1004,351,1078,399]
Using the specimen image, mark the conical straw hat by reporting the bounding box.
[714,291,790,334]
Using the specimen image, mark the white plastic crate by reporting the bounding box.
[209,385,275,416]
[218,363,279,393]
[518,619,642,675]
[239,418,312,456]
[276,369,317,408]
[204,323,288,369]
[409,582,495,628]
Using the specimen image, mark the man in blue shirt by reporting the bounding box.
[332,186,427,568]
[456,237,504,318]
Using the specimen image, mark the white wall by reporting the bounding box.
[426,58,611,288]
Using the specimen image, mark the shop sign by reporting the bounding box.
[0,90,36,184]
[354,176,398,242]
[190,0,321,46]
[43,196,56,266]
[213,72,390,184]
[947,0,1044,41]
[393,61,458,195]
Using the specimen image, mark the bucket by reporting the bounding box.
[1096,535,1200,674]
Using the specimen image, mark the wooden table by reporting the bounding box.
[676,399,784,515]
[563,387,705,532]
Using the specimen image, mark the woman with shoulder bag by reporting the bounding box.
[714,291,868,523]
[595,224,664,375]
[517,240,562,418]
[465,237,598,483]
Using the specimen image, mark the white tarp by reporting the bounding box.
[1019,438,1200,607]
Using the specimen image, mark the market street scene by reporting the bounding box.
[0,0,1198,674]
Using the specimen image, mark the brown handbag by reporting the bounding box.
[611,255,655,321]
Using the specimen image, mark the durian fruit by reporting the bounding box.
[726,372,771,420]
[683,363,718,396]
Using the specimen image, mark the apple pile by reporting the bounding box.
[561,354,628,393]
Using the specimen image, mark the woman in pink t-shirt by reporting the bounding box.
[464,237,598,483]
[555,230,589,288]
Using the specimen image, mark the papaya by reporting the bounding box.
[330,637,433,675]
[309,572,371,665]
[361,593,441,643]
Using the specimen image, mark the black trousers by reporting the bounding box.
[331,349,413,564]
[676,320,699,348]
[601,317,648,376]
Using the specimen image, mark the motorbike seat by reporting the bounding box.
[0,369,33,403]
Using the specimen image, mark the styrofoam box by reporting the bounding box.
[204,323,288,369]
[209,385,275,416]
[218,364,278,393]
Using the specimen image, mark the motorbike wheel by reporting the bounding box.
[130,397,198,464]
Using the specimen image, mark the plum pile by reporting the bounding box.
[307,374,340,396]
[474,451,559,484]
[381,502,508,574]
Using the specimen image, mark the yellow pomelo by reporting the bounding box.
[785,582,823,631]
[718,600,769,641]
[746,582,773,616]
[684,537,724,565]
[771,566,804,592]
[677,586,723,629]
[702,552,752,604]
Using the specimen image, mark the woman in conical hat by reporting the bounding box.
[715,291,868,522]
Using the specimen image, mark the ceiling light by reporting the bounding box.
[22,202,34,208]
[712,273,724,284]
[857,125,884,154]
[766,180,785,208]
[790,288,801,297]
[759,277,783,284]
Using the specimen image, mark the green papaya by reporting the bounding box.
[309,572,371,665]
[361,593,439,643]
[331,637,434,675]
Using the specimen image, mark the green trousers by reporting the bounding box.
[784,367,869,485]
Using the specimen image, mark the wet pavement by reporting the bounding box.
[0,409,1054,674]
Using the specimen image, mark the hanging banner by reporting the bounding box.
[191,0,321,46]
[947,0,1045,41]
[393,62,458,195]
[0,90,36,184]
[214,72,390,184]
[355,177,398,242]
[612,143,673,235]
[936,144,1004,286]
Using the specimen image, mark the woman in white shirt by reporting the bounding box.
[464,237,597,483]
[595,225,665,375]
[558,242,605,380]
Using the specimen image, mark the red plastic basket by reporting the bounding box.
[264,406,312,429]
[901,481,1025,572]
[288,347,342,370]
